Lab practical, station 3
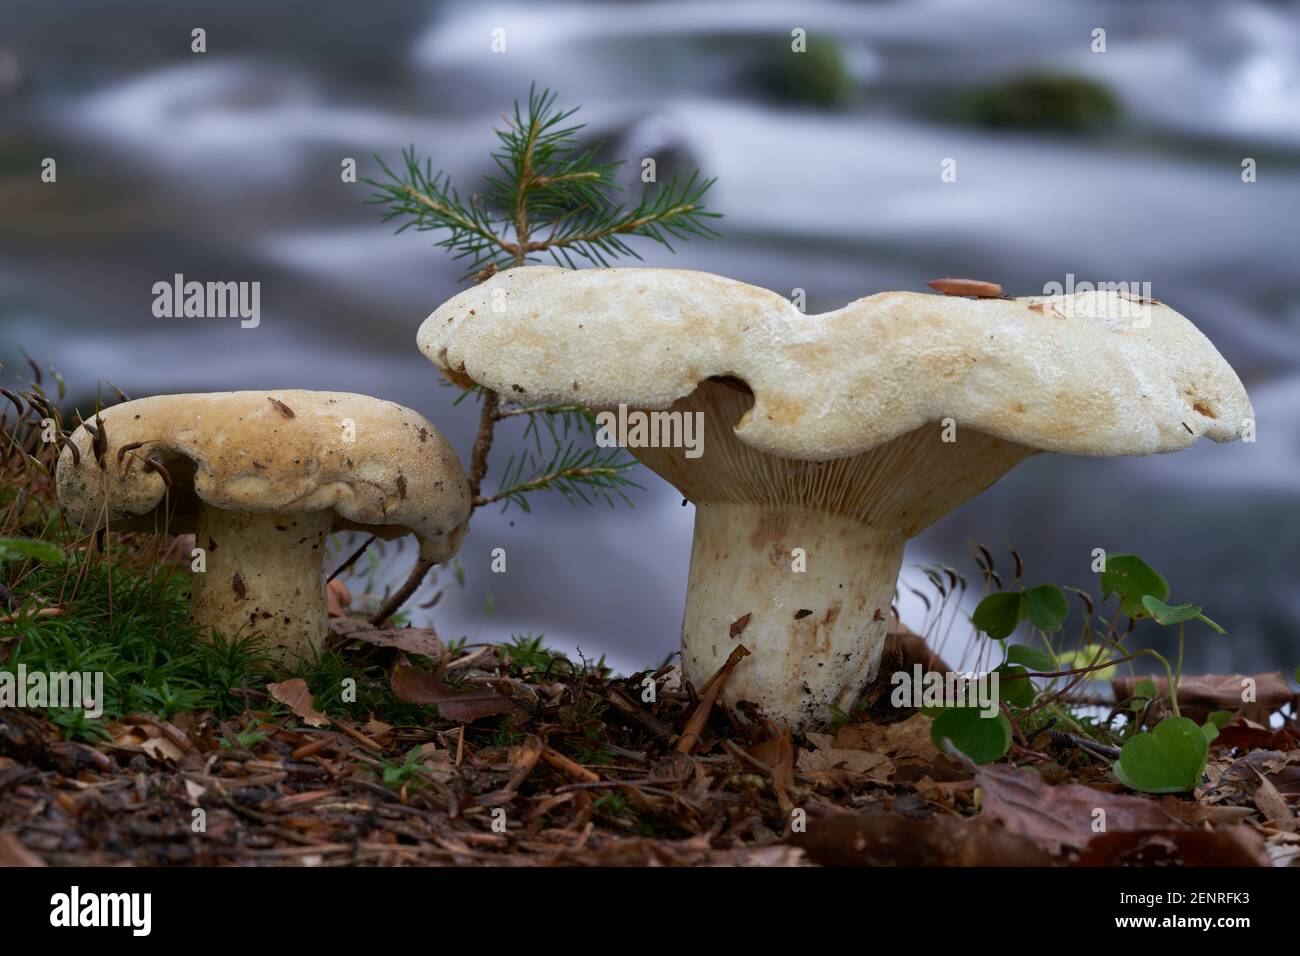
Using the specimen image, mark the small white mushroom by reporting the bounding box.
[418,267,1254,730]
[55,390,470,664]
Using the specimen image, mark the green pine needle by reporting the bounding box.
[366,84,722,270]
[369,84,720,515]
[485,442,642,513]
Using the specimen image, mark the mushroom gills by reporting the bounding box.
[189,503,332,664]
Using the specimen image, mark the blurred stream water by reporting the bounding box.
[1,0,1297,676]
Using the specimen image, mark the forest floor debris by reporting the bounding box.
[2,625,1296,867]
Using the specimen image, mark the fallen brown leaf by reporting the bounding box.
[1218,749,1300,796]
[0,832,45,866]
[1154,797,1255,826]
[799,733,894,781]
[835,713,939,763]
[1112,673,1295,724]
[976,763,1183,855]
[266,679,330,728]
[360,719,394,747]
[138,737,186,763]
[1078,827,1269,866]
[330,619,445,661]
[883,623,952,674]
[792,811,1053,866]
[677,643,750,754]
[1214,723,1299,752]
[1252,772,1297,833]
[390,665,519,723]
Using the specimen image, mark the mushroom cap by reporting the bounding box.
[418,267,1253,461]
[55,390,470,561]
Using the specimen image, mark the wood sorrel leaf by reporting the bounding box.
[1113,716,1209,793]
[1006,644,1056,673]
[1101,553,1168,619]
[930,706,1011,765]
[1024,583,1068,633]
[1132,677,1158,700]
[995,664,1036,709]
[1140,596,1227,634]
[1140,595,1200,625]
[1206,710,1233,730]
[972,591,1025,640]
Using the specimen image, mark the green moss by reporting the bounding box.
[951,73,1121,132]
[1,542,432,735]
[3,552,260,727]
[765,38,855,110]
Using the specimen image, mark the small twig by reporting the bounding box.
[606,688,676,743]
[541,746,600,784]
[1048,730,1122,760]
[328,537,374,583]
[552,776,683,794]
[677,644,751,754]
[445,646,494,671]
[0,606,63,626]
[368,556,435,626]
[467,390,501,509]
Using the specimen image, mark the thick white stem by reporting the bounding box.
[189,504,331,664]
[681,502,904,730]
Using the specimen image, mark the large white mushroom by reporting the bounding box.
[56,390,470,663]
[418,267,1253,729]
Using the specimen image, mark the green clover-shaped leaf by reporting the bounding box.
[930,706,1011,765]
[1101,553,1168,619]
[1024,584,1068,633]
[1140,596,1226,634]
[1113,716,1209,793]
[1132,677,1158,699]
[972,591,1025,640]
[995,664,1036,709]
[1128,677,1158,711]
[1006,644,1056,672]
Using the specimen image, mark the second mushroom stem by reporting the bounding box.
[189,504,333,664]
